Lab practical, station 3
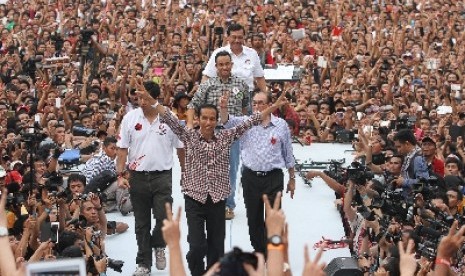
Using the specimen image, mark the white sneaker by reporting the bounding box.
[133,266,150,276]
[155,248,166,270]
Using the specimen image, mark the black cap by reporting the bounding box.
[421,136,436,145]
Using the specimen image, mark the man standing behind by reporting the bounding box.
[421,136,445,178]
[392,129,429,193]
[220,91,296,254]
[186,51,249,219]
[150,89,286,276]
[116,81,184,276]
[202,23,266,99]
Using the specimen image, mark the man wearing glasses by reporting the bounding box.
[220,91,295,254]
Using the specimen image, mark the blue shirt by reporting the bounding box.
[401,155,430,189]
[224,114,295,171]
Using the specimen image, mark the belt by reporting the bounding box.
[243,166,281,177]
[131,170,170,175]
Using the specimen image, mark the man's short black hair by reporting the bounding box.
[227,23,245,35]
[143,81,160,99]
[214,50,231,63]
[103,136,117,147]
[393,129,417,146]
[68,173,86,186]
[196,104,219,120]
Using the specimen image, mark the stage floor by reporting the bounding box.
[105,143,354,275]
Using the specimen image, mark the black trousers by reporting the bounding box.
[185,195,225,276]
[129,170,172,268]
[242,167,284,254]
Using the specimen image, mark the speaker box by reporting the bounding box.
[324,257,363,276]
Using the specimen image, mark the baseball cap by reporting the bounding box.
[421,136,436,145]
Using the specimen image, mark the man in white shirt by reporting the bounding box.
[116,81,184,276]
[202,23,266,94]
[201,23,267,218]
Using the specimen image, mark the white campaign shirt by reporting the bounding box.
[117,108,183,171]
[203,45,264,91]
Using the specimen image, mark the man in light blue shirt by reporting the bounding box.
[220,91,295,254]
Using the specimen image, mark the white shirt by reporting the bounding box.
[117,108,183,171]
[203,45,264,91]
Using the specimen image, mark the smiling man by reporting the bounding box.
[149,89,286,276]
[186,51,249,220]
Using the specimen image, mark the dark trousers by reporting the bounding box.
[242,167,284,254]
[129,170,172,268]
[185,195,225,276]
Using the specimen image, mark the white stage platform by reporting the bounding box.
[105,143,355,275]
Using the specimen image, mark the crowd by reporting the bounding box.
[1,0,465,274]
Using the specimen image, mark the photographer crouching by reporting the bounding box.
[66,174,128,236]
[83,136,132,217]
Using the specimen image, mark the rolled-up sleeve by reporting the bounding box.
[224,115,247,129]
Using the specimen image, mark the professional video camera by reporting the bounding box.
[20,123,48,144]
[294,158,346,186]
[412,176,441,200]
[346,161,375,184]
[85,170,117,195]
[371,188,409,218]
[393,116,416,130]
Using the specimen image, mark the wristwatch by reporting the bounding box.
[0,226,8,237]
[268,235,283,246]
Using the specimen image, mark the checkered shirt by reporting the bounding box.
[162,109,261,204]
[187,76,249,117]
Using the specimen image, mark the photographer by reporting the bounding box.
[83,136,132,216]
[66,174,128,235]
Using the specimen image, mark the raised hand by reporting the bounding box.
[263,192,285,237]
[161,203,182,246]
[219,91,230,109]
[398,240,417,276]
[302,245,326,276]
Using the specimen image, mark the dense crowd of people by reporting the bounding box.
[1,0,465,274]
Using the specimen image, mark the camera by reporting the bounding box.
[44,173,64,192]
[411,176,442,200]
[107,258,124,273]
[80,29,95,43]
[52,71,67,86]
[72,126,96,137]
[217,247,258,276]
[346,162,374,184]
